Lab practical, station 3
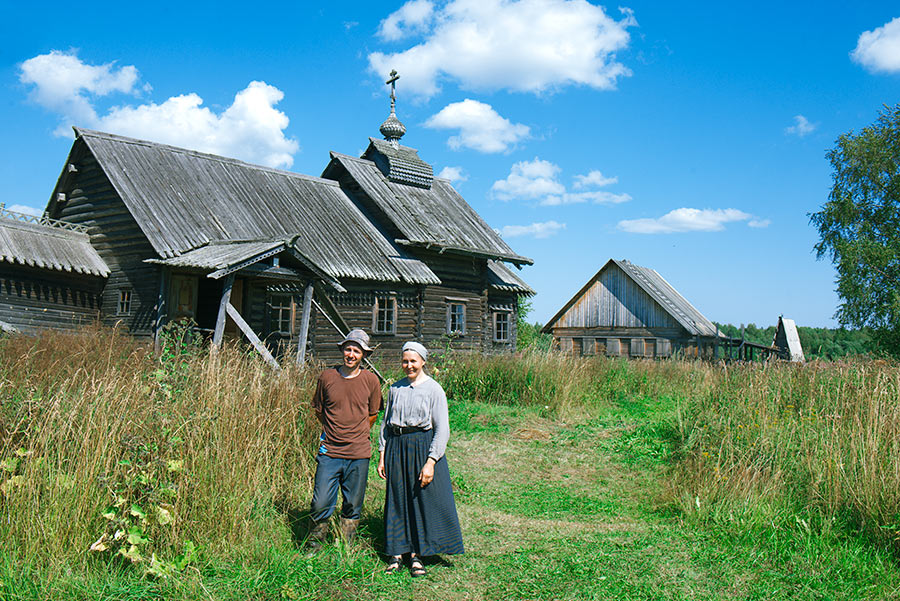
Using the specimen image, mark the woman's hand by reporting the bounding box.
[377,452,386,480]
[418,458,435,487]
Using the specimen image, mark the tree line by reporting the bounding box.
[713,322,871,360]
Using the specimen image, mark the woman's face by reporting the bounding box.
[401,350,425,380]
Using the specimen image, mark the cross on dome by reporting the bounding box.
[379,69,406,148]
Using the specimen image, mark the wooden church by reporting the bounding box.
[0,76,533,366]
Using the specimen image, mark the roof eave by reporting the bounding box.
[396,239,533,266]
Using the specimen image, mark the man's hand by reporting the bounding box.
[377,451,386,480]
[418,458,435,487]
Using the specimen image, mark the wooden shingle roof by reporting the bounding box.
[0,215,109,277]
[326,149,532,266]
[62,128,438,286]
[487,260,535,295]
[543,259,720,337]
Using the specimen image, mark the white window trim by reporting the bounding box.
[492,310,511,342]
[446,301,466,335]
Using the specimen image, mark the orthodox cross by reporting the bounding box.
[386,70,400,112]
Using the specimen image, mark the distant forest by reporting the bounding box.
[713,322,871,360]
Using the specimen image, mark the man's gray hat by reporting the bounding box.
[338,329,372,353]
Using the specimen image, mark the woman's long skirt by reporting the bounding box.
[383,429,464,557]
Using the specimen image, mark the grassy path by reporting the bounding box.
[8,396,899,600]
[318,398,899,601]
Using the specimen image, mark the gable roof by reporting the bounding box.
[50,128,438,286]
[543,258,719,337]
[773,316,804,362]
[325,148,532,266]
[0,211,109,277]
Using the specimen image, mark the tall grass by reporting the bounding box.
[436,349,900,554]
[2,326,899,579]
[0,326,320,574]
[670,358,900,553]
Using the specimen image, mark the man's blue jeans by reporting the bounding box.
[310,454,369,522]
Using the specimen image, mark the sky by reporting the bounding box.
[2,1,899,328]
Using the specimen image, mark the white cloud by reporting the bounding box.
[492,158,629,205]
[97,82,299,168]
[369,0,637,98]
[378,0,435,40]
[617,208,756,234]
[852,16,900,73]
[5,204,43,217]
[19,50,140,126]
[748,218,771,228]
[491,158,565,201]
[19,51,299,168]
[501,220,566,239]
[437,166,468,183]
[542,190,631,206]
[425,99,529,153]
[573,170,617,189]
[785,114,817,137]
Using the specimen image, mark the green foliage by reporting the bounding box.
[810,103,900,356]
[714,322,872,359]
[516,298,552,351]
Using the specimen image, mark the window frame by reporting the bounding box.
[446,301,466,335]
[492,310,511,342]
[117,288,132,315]
[372,294,397,335]
[269,293,295,336]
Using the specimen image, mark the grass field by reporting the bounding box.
[1,329,899,599]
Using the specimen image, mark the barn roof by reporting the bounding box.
[57,128,438,286]
[774,316,805,362]
[543,258,720,337]
[0,212,109,277]
[325,148,532,266]
[487,260,535,295]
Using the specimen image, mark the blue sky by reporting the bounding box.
[2,1,899,328]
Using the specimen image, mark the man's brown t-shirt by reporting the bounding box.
[311,367,383,460]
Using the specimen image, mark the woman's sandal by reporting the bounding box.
[385,556,402,575]
[409,556,426,577]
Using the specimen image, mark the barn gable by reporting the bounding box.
[544,259,717,336]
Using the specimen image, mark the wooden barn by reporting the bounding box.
[542,258,724,359]
[0,96,533,365]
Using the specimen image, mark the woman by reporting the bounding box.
[377,341,464,577]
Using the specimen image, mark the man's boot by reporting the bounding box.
[304,519,329,555]
[340,517,359,543]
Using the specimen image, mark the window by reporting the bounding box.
[493,311,510,342]
[270,294,294,335]
[447,302,466,335]
[117,289,132,315]
[373,295,396,334]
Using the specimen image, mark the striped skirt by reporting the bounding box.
[383,429,464,557]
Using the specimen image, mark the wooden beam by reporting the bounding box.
[226,303,281,371]
[296,282,314,365]
[212,274,234,347]
[153,266,169,354]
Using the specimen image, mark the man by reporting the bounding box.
[306,328,382,551]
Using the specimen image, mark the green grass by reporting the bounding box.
[2,331,900,599]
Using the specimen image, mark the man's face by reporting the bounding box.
[342,343,364,370]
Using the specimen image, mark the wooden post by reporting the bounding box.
[213,274,234,347]
[153,267,169,354]
[296,282,314,365]
[226,303,280,371]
